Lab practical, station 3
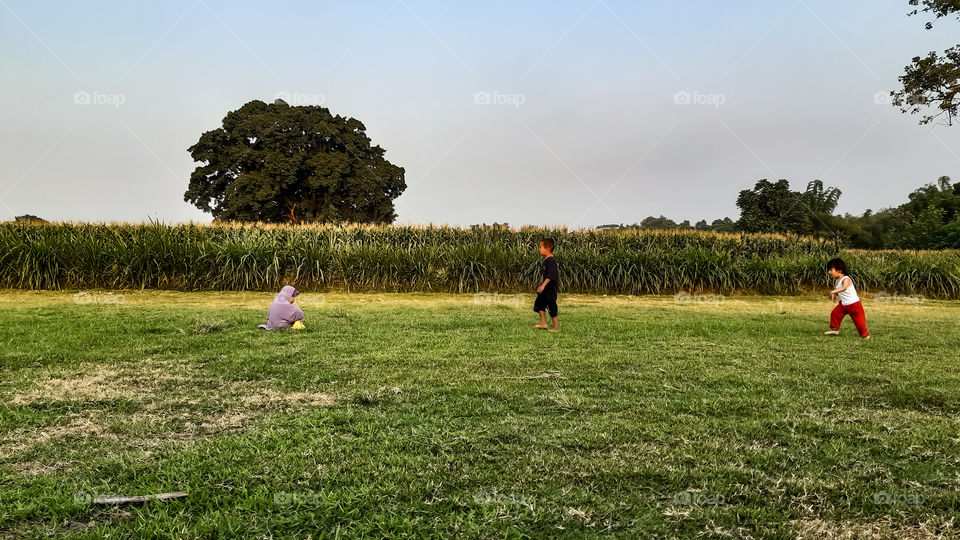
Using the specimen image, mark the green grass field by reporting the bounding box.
[2,290,959,538]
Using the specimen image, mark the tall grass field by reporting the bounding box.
[3,222,960,297]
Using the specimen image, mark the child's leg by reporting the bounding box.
[848,301,870,338]
[829,303,846,330]
[533,295,548,328]
[548,298,559,332]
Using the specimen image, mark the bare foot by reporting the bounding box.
[862,335,871,340]
[824,330,839,335]
[549,328,559,333]
[534,324,548,330]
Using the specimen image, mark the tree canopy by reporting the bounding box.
[893,0,960,125]
[185,99,405,224]
[734,179,840,236]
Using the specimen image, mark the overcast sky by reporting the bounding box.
[2,0,959,227]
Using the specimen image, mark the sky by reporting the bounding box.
[2,0,959,228]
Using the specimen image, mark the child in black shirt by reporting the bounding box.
[533,238,560,332]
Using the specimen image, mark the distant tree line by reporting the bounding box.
[598,177,960,250]
[14,215,48,223]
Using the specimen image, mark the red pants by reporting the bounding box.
[830,300,869,337]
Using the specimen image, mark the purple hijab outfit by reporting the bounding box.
[259,285,304,330]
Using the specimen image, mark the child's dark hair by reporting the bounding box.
[827,258,847,274]
[540,238,555,251]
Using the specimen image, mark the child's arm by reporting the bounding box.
[538,257,557,293]
[829,277,850,295]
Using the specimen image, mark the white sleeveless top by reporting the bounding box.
[836,276,860,305]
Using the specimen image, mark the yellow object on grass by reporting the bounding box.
[292,320,305,330]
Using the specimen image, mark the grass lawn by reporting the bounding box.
[1,290,959,538]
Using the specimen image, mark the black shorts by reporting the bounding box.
[533,290,558,317]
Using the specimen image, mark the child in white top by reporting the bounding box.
[824,258,870,338]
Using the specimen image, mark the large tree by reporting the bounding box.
[892,0,960,125]
[185,99,405,223]
[735,179,840,236]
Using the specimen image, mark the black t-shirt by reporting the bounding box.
[542,256,559,293]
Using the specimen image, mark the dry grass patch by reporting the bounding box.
[793,516,946,539]
[3,359,335,471]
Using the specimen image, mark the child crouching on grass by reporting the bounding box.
[824,258,870,339]
[259,285,305,330]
